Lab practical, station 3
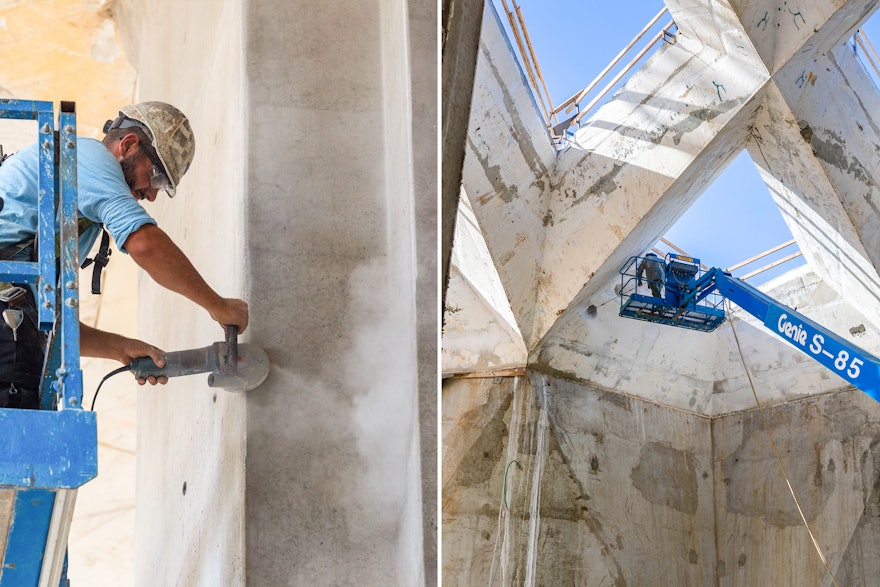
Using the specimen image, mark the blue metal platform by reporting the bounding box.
[0,99,93,587]
[619,292,726,332]
[618,254,726,332]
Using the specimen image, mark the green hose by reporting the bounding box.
[502,459,519,509]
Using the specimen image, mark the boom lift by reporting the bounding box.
[619,253,880,402]
[0,99,95,587]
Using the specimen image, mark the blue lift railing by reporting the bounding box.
[619,253,880,402]
[0,99,97,587]
[619,253,725,332]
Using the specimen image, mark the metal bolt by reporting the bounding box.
[43,301,52,309]
[65,298,77,308]
[40,123,51,134]
[66,140,74,149]
[63,125,74,134]
[44,283,53,291]
[68,397,78,407]
[65,281,76,290]
[42,140,51,151]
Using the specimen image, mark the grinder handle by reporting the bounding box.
[226,325,238,375]
[130,354,173,379]
[130,345,218,380]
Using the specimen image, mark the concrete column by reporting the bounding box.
[245,0,428,583]
[117,0,433,584]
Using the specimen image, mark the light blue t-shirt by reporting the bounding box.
[0,137,156,256]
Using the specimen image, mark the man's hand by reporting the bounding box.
[80,323,167,385]
[209,298,249,333]
[121,339,169,386]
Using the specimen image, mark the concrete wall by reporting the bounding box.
[713,390,880,585]
[115,0,434,584]
[443,372,880,585]
[443,374,716,585]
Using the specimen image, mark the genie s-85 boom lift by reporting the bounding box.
[619,253,880,402]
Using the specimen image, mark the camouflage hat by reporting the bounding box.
[117,102,195,197]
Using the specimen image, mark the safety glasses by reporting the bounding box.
[149,165,172,191]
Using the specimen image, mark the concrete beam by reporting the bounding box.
[724,0,879,73]
[126,0,432,584]
[460,2,558,346]
[443,265,527,375]
[442,0,485,312]
[535,76,768,353]
[747,75,880,331]
[443,191,527,375]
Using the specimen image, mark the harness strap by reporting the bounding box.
[80,226,111,294]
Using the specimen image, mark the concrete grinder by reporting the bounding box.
[129,326,270,392]
[90,326,269,410]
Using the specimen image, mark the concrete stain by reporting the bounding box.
[849,323,866,336]
[558,340,593,357]
[453,392,514,487]
[563,163,625,207]
[467,136,518,203]
[538,417,628,586]
[579,163,624,206]
[479,42,551,185]
[721,403,847,527]
[808,126,874,187]
[599,390,632,413]
[671,107,718,145]
[630,442,699,515]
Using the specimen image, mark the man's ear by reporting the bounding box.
[118,132,141,157]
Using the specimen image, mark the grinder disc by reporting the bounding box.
[208,343,270,392]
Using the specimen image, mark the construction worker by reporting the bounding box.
[0,101,248,408]
[637,252,665,297]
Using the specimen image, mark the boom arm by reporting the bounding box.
[707,268,880,402]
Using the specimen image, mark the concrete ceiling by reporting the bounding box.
[443,0,880,415]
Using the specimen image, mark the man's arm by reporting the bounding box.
[80,322,167,384]
[123,224,248,332]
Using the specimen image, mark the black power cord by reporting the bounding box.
[90,365,133,411]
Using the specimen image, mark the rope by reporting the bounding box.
[726,301,840,587]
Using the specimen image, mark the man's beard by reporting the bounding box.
[119,153,139,190]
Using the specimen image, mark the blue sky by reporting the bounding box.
[490,1,880,284]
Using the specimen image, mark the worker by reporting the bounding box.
[637,252,664,297]
[0,101,248,409]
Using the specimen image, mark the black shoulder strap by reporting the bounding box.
[80,226,111,295]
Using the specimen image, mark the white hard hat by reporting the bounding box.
[110,101,195,197]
